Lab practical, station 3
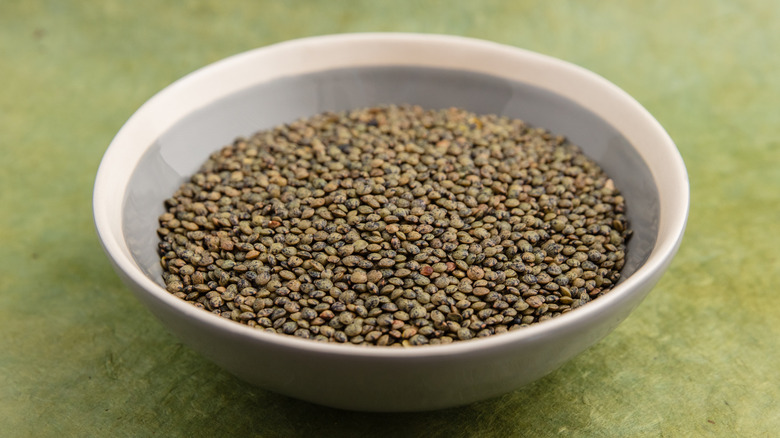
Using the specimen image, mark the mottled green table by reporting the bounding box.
[2,1,779,436]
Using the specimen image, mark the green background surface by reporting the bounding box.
[2,1,779,436]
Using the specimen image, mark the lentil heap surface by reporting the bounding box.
[157,105,631,347]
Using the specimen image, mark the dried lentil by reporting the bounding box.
[157,105,631,347]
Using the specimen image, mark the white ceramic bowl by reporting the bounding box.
[93,33,689,412]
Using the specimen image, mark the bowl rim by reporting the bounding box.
[93,32,689,358]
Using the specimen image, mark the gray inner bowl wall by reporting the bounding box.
[123,66,660,288]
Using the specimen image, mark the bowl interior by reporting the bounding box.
[123,65,659,302]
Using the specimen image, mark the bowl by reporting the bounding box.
[93,33,689,412]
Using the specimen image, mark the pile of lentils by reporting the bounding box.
[157,105,631,347]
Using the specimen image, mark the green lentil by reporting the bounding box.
[157,105,631,347]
